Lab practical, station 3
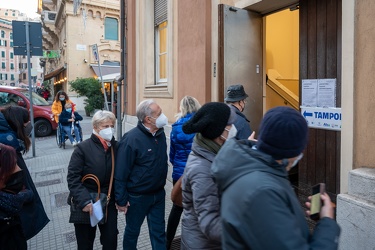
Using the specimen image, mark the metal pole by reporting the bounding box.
[25,21,36,157]
[97,57,109,111]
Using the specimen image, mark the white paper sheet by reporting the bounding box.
[90,200,104,227]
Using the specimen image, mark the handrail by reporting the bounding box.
[267,75,299,110]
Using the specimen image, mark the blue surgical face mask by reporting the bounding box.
[59,97,65,101]
[66,108,72,112]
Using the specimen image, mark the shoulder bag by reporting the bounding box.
[69,147,115,224]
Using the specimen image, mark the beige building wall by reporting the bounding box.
[353,0,375,169]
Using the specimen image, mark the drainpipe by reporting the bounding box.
[116,0,126,140]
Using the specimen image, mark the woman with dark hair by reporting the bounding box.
[51,90,75,123]
[0,143,33,249]
[0,106,49,240]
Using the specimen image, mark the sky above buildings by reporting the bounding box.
[0,0,39,18]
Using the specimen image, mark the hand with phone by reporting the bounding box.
[305,183,335,220]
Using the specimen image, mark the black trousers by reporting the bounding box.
[0,216,27,250]
[166,180,183,250]
[74,202,118,250]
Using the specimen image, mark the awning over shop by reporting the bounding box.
[44,66,66,81]
[90,64,120,77]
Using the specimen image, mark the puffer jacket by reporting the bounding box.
[169,113,195,181]
[181,141,221,250]
[212,139,340,250]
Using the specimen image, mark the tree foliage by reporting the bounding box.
[69,77,104,114]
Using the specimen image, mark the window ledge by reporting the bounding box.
[144,84,173,98]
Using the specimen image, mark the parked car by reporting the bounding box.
[0,86,58,137]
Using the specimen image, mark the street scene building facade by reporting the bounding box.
[4,0,373,249]
[40,0,120,108]
[0,8,44,87]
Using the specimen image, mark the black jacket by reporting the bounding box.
[67,134,117,209]
[229,105,252,140]
[59,111,83,126]
[114,121,168,206]
[212,139,340,250]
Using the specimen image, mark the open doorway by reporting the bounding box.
[265,8,299,111]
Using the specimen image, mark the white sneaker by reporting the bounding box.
[73,141,78,146]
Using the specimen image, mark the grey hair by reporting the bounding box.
[65,103,72,108]
[136,99,156,122]
[92,110,116,129]
[176,96,201,120]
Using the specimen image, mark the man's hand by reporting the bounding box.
[116,202,130,214]
[248,131,257,141]
[305,192,335,219]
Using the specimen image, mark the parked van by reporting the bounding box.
[0,86,58,137]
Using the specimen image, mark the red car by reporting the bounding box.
[0,86,58,137]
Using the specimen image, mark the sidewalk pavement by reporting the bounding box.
[24,114,179,249]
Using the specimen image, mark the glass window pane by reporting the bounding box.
[159,54,167,79]
[105,17,118,40]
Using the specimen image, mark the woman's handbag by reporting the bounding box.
[171,176,183,207]
[69,147,115,225]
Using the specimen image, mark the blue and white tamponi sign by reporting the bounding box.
[300,106,342,131]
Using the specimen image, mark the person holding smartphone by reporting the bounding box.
[212,106,340,250]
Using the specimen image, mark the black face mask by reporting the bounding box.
[24,123,33,136]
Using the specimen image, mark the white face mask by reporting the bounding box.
[291,153,304,168]
[99,127,114,141]
[151,113,168,128]
[221,125,237,141]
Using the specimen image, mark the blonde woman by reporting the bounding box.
[166,96,201,249]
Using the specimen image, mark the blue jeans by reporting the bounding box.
[62,125,81,143]
[123,189,166,250]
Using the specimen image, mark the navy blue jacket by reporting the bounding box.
[0,113,50,240]
[229,105,252,139]
[114,121,168,206]
[59,110,83,126]
[212,139,340,250]
[169,113,195,181]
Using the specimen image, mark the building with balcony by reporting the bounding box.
[40,0,121,109]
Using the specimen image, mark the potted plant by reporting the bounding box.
[70,77,104,116]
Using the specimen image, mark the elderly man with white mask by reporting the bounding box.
[115,99,169,250]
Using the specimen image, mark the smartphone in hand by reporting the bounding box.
[310,183,325,220]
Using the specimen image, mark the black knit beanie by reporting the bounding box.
[256,106,308,160]
[182,102,236,139]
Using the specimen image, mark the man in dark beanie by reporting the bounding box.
[224,84,252,139]
[180,102,236,250]
[212,106,340,250]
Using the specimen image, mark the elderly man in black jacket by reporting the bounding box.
[224,84,252,139]
[115,99,169,250]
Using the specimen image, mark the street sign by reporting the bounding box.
[92,44,99,62]
[43,50,60,58]
[12,21,43,56]
[301,106,342,131]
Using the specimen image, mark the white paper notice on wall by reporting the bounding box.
[317,78,336,108]
[301,106,341,131]
[302,79,318,107]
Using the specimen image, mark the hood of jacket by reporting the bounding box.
[211,138,289,192]
[0,113,12,132]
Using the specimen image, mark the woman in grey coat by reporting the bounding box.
[180,102,236,249]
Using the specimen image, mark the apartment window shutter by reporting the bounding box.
[154,0,167,26]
